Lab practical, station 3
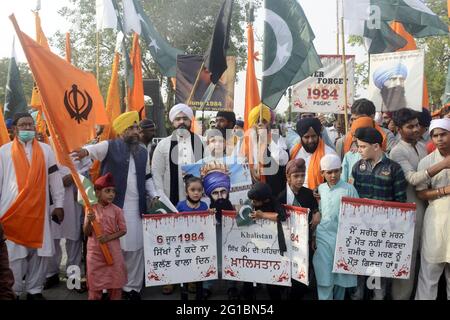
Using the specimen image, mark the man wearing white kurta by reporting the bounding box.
[0,113,64,300]
[46,165,83,288]
[389,109,450,299]
[152,104,205,206]
[74,111,157,300]
[415,118,450,300]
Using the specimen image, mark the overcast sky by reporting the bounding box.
[0,0,367,117]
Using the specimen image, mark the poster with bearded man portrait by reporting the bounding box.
[368,50,424,112]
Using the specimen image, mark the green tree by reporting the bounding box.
[0,58,34,110]
[51,0,250,110]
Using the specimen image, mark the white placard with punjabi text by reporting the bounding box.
[221,211,291,287]
[285,205,309,285]
[333,197,415,279]
[142,212,218,286]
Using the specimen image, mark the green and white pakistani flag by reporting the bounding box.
[235,204,255,227]
[4,38,28,120]
[123,0,183,77]
[261,0,322,110]
[146,193,178,214]
[77,175,98,206]
[343,0,448,54]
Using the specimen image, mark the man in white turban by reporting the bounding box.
[152,103,204,208]
[415,118,450,300]
[373,63,408,112]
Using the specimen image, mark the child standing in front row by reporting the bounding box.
[313,154,358,300]
[176,175,209,212]
[84,172,127,300]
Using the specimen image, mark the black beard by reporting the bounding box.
[124,136,140,156]
[210,198,234,222]
[303,142,318,154]
[381,86,407,111]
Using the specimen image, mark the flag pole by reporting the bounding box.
[185,61,205,106]
[96,31,100,84]
[336,0,340,55]
[9,14,113,265]
[340,15,349,134]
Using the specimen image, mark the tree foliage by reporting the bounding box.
[50,0,250,107]
[0,58,34,107]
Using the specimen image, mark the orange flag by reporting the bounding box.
[128,33,145,118]
[391,21,430,109]
[244,23,260,132]
[90,51,122,183]
[11,15,113,264]
[30,11,50,109]
[242,23,261,163]
[65,32,72,64]
[0,105,11,147]
[12,17,108,154]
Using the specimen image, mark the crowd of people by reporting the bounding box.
[0,99,449,300]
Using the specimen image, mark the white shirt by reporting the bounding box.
[0,140,64,260]
[294,144,336,187]
[151,132,204,202]
[85,140,156,251]
[50,165,83,241]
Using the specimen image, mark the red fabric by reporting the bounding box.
[94,172,115,189]
[86,203,127,291]
[426,140,436,154]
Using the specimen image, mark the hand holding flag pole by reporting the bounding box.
[9,14,113,265]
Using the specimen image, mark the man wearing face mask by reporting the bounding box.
[152,104,205,206]
[0,112,64,300]
[73,111,157,300]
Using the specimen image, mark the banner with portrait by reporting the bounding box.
[368,50,424,112]
[175,54,235,111]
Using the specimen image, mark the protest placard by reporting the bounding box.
[333,197,416,279]
[142,212,218,286]
[221,211,291,286]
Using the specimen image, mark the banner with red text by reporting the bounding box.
[142,212,218,286]
[285,205,309,285]
[333,197,415,279]
[221,211,291,286]
[292,55,355,114]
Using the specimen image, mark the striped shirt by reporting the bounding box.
[352,155,407,203]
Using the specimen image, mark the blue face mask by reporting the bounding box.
[18,130,35,142]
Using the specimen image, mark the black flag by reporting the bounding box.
[204,0,233,84]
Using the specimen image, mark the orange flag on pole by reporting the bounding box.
[11,14,113,264]
[11,17,108,154]
[128,33,145,118]
[30,11,49,109]
[0,104,11,147]
[390,21,430,109]
[244,23,260,132]
[242,23,261,163]
[90,51,122,183]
